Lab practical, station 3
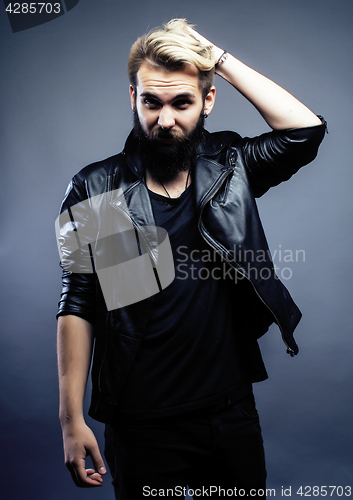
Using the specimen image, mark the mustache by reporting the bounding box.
[150,128,185,142]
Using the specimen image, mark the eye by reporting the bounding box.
[143,98,160,109]
[174,99,192,109]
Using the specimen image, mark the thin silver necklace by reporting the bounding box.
[159,169,191,199]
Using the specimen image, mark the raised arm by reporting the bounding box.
[189,27,322,130]
[57,315,106,487]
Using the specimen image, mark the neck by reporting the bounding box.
[146,169,191,199]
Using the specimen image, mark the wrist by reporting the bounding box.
[215,50,229,68]
[59,410,85,428]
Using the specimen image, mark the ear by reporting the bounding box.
[129,85,135,110]
[204,86,216,116]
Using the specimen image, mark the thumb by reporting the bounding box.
[90,445,107,475]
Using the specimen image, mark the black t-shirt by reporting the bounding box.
[116,186,253,419]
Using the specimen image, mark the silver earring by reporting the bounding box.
[204,113,208,118]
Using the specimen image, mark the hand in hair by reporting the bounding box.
[187,24,321,129]
[187,27,224,64]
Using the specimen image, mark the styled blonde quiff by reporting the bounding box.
[128,19,217,97]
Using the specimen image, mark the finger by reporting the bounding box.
[87,471,104,482]
[89,446,107,476]
[71,460,104,488]
[187,27,211,46]
[67,463,103,488]
[85,468,103,479]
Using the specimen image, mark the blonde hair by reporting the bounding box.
[128,19,216,97]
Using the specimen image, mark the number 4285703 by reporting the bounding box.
[5,3,61,14]
[297,486,351,497]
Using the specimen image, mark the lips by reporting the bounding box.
[149,127,185,143]
[151,132,176,144]
[156,131,184,143]
[156,131,174,139]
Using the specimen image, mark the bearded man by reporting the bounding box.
[56,19,326,499]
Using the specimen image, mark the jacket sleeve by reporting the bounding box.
[240,117,327,197]
[56,175,97,325]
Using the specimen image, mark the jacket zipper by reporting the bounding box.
[197,167,295,356]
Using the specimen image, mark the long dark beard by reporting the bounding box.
[133,109,205,184]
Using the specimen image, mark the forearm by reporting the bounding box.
[188,27,321,130]
[57,315,93,426]
[215,53,322,130]
[57,315,106,487]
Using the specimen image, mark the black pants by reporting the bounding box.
[105,393,266,499]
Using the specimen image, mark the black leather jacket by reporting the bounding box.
[57,121,326,423]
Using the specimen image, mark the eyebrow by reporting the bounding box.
[140,92,196,102]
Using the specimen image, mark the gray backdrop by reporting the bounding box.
[1,0,352,498]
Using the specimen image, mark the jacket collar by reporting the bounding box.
[119,129,232,215]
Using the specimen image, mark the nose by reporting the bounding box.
[158,107,175,129]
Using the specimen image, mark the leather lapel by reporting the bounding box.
[194,156,226,210]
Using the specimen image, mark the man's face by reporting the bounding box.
[130,62,215,182]
[130,62,215,144]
